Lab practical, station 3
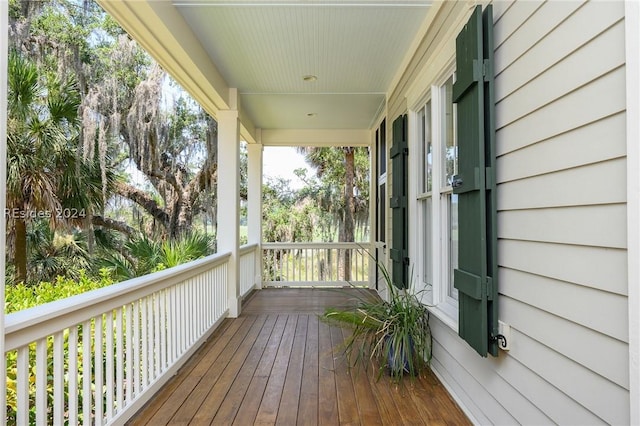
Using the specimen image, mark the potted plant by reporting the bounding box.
[321,260,432,381]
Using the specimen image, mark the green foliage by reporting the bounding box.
[5,269,113,314]
[101,231,215,280]
[5,270,113,425]
[321,258,432,381]
[262,177,314,243]
[8,0,21,20]
[296,147,370,241]
[27,221,92,283]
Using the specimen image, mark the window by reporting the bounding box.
[415,72,458,315]
[376,119,387,243]
[412,4,497,357]
[440,76,458,302]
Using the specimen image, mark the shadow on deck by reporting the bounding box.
[127,288,471,425]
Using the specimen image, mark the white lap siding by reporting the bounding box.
[394,0,630,424]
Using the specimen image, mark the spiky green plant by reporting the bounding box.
[322,256,432,381]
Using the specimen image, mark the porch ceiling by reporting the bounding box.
[98,0,432,143]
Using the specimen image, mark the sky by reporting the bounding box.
[262,147,311,190]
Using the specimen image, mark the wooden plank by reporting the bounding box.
[275,315,308,425]
[369,370,419,425]
[128,318,242,425]
[317,319,339,426]
[254,315,298,424]
[330,323,360,424]
[169,316,259,424]
[386,381,426,425]
[232,315,289,426]
[212,315,278,424]
[342,328,383,426]
[297,315,319,426]
[189,315,268,423]
[128,289,472,426]
[405,372,447,426]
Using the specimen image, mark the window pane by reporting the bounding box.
[418,108,426,193]
[422,197,433,287]
[425,101,433,193]
[442,76,457,186]
[379,183,386,242]
[379,119,386,175]
[448,193,459,299]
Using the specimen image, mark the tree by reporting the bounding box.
[297,147,370,280]
[6,51,84,282]
[8,0,224,243]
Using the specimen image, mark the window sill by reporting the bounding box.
[428,302,459,333]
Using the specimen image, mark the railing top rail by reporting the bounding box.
[262,242,373,250]
[4,251,231,351]
[240,243,260,255]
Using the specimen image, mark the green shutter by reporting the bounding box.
[452,5,498,357]
[390,114,409,289]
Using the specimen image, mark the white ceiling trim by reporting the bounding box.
[173,1,430,7]
[261,129,371,146]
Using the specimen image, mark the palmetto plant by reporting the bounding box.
[101,231,215,280]
[6,50,87,283]
[322,258,432,382]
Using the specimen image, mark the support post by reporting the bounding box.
[1,0,9,419]
[217,89,241,317]
[247,135,263,289]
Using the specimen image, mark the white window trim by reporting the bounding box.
[408,62,459,331]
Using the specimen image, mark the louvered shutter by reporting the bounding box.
[390,114,409,289]
[452,5,498,357]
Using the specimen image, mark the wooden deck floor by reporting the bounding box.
[127,288,471,426]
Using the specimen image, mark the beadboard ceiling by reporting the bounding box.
[173,0,432,130]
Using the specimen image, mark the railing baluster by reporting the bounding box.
[82,320,92,423]
[95,314,104,425]
[54,335,67,424]
[68,326,79,425]
[106,311,115,421]
[261,243,372,287]
[125,303,133,405]
[133,302,140,397]
[35,338,47,425]
[154,293,161,379]
[170,286,177,363]
[159,289,166,372]
[4,251,235,425]
[141,298,149,388]
[16,346,29,426]
[180,283,186,353]
[53,331,64,426]
[116,307,124,412]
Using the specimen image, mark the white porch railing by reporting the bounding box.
[262,242,372,287]
[239,243,259,297]
[4,252,231,426]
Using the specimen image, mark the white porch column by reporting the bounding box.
[1,0,9,418]
[217,89,241,317]
[247,135,263,289]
